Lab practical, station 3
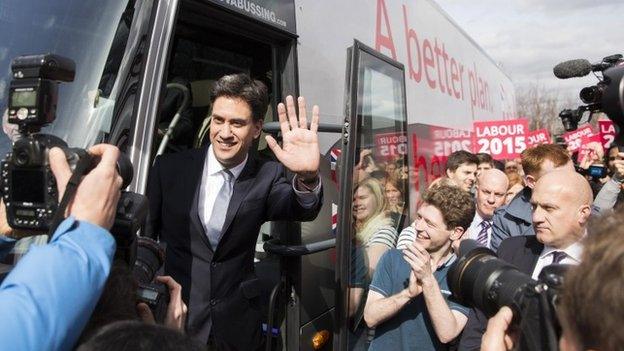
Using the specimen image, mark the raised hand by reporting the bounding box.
[403,240,435,285]
[265,96,320,181]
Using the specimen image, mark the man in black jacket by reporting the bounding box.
[147,74,323,350]
[458,170,592,351]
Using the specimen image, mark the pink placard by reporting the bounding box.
[599,120,616,150]
[428,126,472,157]
[578,134,604,162]
[473,119,529,159]
[526,129,552,148]
[563,125,595,152]
[374,132,408,161]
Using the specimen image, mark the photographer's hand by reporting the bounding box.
[49,144,123,229]
[612,154,624,183]
[136,276,188,332]
[481,306,516,351]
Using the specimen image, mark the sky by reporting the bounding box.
[435,0,624,106]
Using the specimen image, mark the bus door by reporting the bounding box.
[126,1,339,350]
[336,40,409,350]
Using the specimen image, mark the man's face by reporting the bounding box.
[413,203,453,253]
[447,163,477,192]
[504,161,518,173]
[531,183,582,249]
[209,96,262,168]
[477,162,492,176]
[475,177,507,219]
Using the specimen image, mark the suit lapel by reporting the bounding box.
[189,145,214,251]
[217,156,259,247]
[517,237,543,274]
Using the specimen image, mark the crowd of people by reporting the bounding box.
[0,72,623,351]
[348,140,624,351]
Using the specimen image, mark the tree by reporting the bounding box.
[516,83,577,137]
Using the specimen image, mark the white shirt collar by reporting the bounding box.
[540,240,584,263]
[207,144,247,180]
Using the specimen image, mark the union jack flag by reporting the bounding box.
[330,147,341,184]
[332,203,338,236]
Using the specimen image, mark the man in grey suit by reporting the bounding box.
[489,144,572,251]
[147,74,323,350]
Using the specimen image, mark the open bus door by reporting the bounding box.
[335,40,409,350]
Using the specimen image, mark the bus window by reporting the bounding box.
[340,41,408,350]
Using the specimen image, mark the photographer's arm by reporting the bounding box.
[0,145,122,350]
[592,156,624,215]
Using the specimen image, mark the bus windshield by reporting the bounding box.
[0,0,133,154]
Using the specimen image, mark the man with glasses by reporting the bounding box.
[363,185,475,351]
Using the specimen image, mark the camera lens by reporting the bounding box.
[448,240,536,317]
[133,237,165,284]
[580,85,602,104]
[15,150,30,166]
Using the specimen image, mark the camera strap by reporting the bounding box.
[47,153,93,242]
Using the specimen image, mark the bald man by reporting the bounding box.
[458,170,591,351]
[463,169,509,249]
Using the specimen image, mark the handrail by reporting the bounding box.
[263,237,336,257]
[263,122,343,134]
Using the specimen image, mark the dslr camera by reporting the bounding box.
[133,236,170,323]
[1,53,143,235]
[448,240,568,351]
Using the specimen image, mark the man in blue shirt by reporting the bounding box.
[0,144,123,351]
[364,185,475,350]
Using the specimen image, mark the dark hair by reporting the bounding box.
[210,73,269,122]
[445,150,479,172]
[78,260,139,344]
[492,159,505,171]
[421,185,475,231]
[475,153,494,166]
[77,321,206,351]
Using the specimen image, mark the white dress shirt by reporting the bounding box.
[198,145,322,240]
[465,212,493,249]
[531,240,583,280]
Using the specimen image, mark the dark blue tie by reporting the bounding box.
[552,251,567,264]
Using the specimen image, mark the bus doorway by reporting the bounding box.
[138,1,338,350]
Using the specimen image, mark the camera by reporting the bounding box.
[554,54,624,140]
[575,164,607,180]
[133,236,170,323]
[1,53,138,233]
[448,240,569,351]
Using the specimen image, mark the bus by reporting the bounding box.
[0,0,516,349]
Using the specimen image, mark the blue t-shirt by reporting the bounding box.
[368,249,469,351]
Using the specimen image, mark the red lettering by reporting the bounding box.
[423,39,436,89]
[442,44,452,96]
[375,0,397,59]
[402,5,422,82]
[450,58,460,98]
[434,39,446,94]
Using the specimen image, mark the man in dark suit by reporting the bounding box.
[146,74,323,350]
[458,170,592,351]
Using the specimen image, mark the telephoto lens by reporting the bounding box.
[447,240,536,318]
[133,237,165,284]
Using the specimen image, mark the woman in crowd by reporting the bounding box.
[385,177,407,229]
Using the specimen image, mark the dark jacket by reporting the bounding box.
[490,187,535,252]
[457,235,543,351]
[146,146,322,350]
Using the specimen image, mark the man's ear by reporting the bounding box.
[525,174,537,189]
[450,227,465,241]
[253,119,264,139]
[578,205,591,226]
[446,169,454,178]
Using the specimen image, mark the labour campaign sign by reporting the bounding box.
[374,132,408,161]
[428,126,472,157]
[563,125,595,153]
[599,120,616,150]
[526,129,552,148]
[473,119,528,159]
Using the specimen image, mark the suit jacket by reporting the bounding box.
[490,187,535,252]
[457,235,543,351]
[146,146,322,350]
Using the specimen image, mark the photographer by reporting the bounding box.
[458,170,592,351]
[0,144,122,350]
[592,150,624,214]
[481,212,624,351]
